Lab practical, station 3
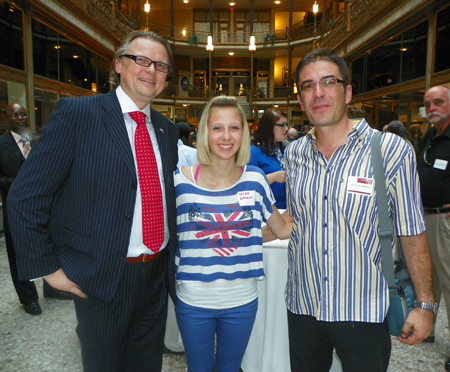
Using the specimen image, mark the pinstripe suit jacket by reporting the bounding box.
[7,90,178,303]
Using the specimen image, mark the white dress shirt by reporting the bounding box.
[116,86,169,257]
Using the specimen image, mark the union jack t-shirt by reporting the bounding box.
[175,165,275,284]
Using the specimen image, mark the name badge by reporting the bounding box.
[238,191,255,206]
[434,159,448,171]
[347,176,374,196]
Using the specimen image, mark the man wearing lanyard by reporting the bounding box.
[417,85,450,369]
[7,31,178,372]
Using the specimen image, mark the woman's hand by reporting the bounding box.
[266,171,286,185]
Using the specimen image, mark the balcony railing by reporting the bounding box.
[64,0,134,40]
[61,0,317,45]
[145,22,318,45]
[164,85,293,100]
[318,0,395,50]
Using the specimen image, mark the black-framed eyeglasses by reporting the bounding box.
[299,77,345,92]
[121,54,171,73]
[7,113,28,119]
[274,122,289,128]
[423,146,433,166]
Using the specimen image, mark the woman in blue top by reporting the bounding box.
[174,96,292,372]
[249,108,289,209]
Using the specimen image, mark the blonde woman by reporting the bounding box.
[174,96,292,372]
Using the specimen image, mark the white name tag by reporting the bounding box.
[434,159,448,171]
[238,191,256,206]
[347,176,374,196]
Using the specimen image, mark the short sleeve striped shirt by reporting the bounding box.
[175,165,275,283]
[284,119,425,323]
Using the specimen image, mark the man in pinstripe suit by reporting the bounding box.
[8,31,178,372]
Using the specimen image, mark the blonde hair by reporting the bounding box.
[196,96,250,166]
[110,31,172,87]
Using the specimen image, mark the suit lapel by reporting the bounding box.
[151,110,169,175]
[100,91,136,176]
[4,132,25,162]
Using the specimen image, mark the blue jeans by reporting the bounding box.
[176,297,258,372]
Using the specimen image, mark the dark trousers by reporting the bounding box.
[73,250,169,372]
[5,231,39,305]
[288,311,391,372]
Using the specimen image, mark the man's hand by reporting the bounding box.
[443,204,450,218]
[44,268,88,299]
[396,308,433,345]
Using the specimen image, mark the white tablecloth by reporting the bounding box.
[241,238,343,372]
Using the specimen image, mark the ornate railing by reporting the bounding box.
[318,0,394,50]
[162,84,294,100]
[61,0,317,45]
[145,22,316,45]
[60,0,133,41]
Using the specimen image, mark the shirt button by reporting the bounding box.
[324,277,328,281]
[324,250,328,254]
[323,223,328,228]
[324,196,328,200]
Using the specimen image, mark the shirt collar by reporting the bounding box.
[10,130,31,143]
[306,118,370,145]
[429,123,450,140]
[116,86,151,119]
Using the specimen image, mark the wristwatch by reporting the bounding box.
[414,300,439,314]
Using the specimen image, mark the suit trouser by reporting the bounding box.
[164,296,185,352]
[73,250,169,372]
[425,213,450,336]
[5,231,39,305]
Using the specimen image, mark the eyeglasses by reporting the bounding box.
[299,77,345,92]
[121,54,171,73]
[7,113,28,119]
[274,122,289,128]
[423,146,433,166]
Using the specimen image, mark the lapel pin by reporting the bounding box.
[159,128,164,134]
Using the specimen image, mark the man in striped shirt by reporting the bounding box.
[284,48,435,372]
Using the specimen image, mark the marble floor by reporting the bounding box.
[0,237,449,372]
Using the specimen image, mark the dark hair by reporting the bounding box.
[347,105,366,119]
[110,31,172,86]
[295,48,350,88]
[176,121,193,146]
[252,108,287,156]
[386,120,419,156]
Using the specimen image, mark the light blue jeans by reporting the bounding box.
[175,297,258,372]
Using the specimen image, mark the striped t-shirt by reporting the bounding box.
[175,164,275,284]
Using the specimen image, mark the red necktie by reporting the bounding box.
[129,111,164,253]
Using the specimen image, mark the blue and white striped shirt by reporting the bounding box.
[175,165,275,283]
[284,119,425,323]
